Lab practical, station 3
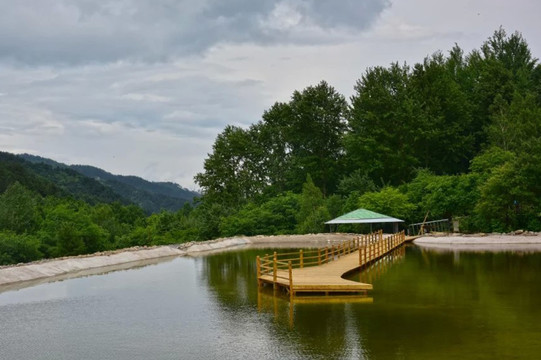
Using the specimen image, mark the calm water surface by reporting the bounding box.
[1,246,540,359]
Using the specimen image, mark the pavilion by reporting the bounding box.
[325,208,404,233]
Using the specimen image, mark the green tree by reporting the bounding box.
[410,52,474,174]
[39,201,108,257]
[195,125,264,209]
[337,169,376,196]
[0,231,42,265]
[286,81,348,195]
[0,182,40,234]
[347,63,419,185]
[296,175,330,233]
[358,187,416,222]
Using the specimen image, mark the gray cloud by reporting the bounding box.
[3,0,537,190]
[0,0,389,65]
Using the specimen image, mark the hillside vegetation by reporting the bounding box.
[19,154,198,213]
[0,153,198,265]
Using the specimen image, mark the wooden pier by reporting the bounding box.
[257,230,414,299]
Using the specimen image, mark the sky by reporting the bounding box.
[0,0,539,190]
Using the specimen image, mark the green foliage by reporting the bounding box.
[358,187,416,222]
[14,153,197,214]
[337,169,377,196]
[195,81,348,198]
[0,231,42,265]
[403,170,479,221]
[0,182,40,234]
[296,175,331,233]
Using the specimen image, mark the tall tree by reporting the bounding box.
[195,125,265,208]
[286,81,348,195]
[347,62,419,185]
[410,52,474,174]
[0,182,40,234]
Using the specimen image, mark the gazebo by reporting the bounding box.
[325,208,404,233]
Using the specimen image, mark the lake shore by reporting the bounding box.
[413,233,541,252]
[2,232,541,290]
[0,233,355,289]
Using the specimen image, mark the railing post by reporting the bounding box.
[256,256,261,287]
[331,244,335,261]
[300,249,304,268]
[358,240,362,265]
[318,248,321,265]
[273,252,278,290]
[288,261,294,301]
[325,247,329,263]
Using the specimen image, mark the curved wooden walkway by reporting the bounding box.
[257,231,416,298]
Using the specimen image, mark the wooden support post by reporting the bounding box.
[273,252,278,290]
[331,245,335,261]
[300,249,304,268]
[256,256,261,287]
[288,261,294,301]
[325,247,329,263]
[318,248,321,265]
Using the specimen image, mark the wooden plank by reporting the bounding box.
[258,231,408,295]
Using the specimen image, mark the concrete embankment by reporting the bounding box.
[414,233,541,251]
[0,233,356,288]
[0,246,185,288]
[7,232,538,290]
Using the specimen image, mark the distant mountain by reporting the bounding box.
[71,165,199,213]
[12,153,199,213]
[1,152,127,205]
[0,152,62,197]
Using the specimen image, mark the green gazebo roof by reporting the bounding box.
[325,208,404,225]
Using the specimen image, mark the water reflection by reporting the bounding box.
[197,246,541,359]
[1,245,540,359]
[196,247,406,359]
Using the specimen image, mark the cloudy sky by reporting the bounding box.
[1,0,539,189]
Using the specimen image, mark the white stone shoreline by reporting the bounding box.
[413,233,541,252]
[2,232,541,290]
[0,233,355,289]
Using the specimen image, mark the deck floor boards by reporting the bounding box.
[258,234,418,295]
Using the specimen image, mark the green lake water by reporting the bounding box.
[0,245,540,359]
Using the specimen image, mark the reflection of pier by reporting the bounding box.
[355,245,406,284]
[257,231,416,299]
[257,246,406,327]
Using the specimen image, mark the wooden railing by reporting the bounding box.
[256,230,406,293]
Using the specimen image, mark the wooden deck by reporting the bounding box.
[257,231,415,298]
[259,251,373,292]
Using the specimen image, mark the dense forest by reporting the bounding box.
[1,28,540,265]
[0,152,198,265]
[194,28,541,237]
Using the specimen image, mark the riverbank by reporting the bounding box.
[0,233,355,289]
[2,232,541,290]
[414,233,541,251]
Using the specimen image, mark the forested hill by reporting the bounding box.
[0,151,124,203]
[6,153,198,213]
[70,165,199,214]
